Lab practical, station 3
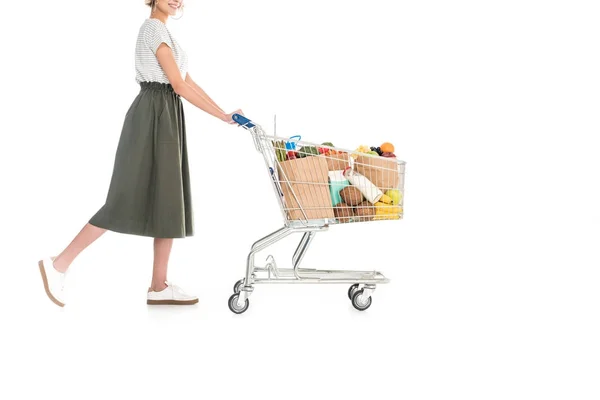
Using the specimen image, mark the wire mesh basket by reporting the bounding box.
[259,136,405,227]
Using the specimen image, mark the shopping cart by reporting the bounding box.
[228,114,406,314]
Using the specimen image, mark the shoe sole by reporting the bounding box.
[38,260,65,308]
[147,299,199,305]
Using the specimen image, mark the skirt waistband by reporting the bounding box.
[139,81,176,92]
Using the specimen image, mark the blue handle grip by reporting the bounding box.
[232,114,255,128]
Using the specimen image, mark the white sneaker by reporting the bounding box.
[37,257,66,307]
[147,282,198,305]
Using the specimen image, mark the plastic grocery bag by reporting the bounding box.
[328,170,350,206]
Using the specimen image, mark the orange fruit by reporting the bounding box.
[380,142,395,153]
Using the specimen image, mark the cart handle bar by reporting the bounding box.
[232,113,256,129]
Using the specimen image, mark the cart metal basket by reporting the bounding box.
[228,114,406,313]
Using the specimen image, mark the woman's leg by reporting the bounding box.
[150,238,173,291]
[53,223,107,272]
[147,238,197,305]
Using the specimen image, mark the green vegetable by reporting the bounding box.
[298,146,320,158]
[321,142,335,147]
[272,140,287,162]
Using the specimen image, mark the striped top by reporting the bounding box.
[135,18,188,84]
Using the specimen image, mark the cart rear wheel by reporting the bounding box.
[228,293,250,314]
[351,289,372,311]
[348,283,360,300]
[233,279,245,294]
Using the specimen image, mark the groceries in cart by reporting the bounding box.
[228,114,406,314]
[271,137,404,225]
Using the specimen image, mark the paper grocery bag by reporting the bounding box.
[325,152,351,171]
[277,156,335,221]
[354,155,401,192]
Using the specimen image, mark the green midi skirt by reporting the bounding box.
[89,82,194,238]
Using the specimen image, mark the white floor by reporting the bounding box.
[5,211,600,399]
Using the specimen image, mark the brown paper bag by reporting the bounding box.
[326,152,351,171]
[277,156,335,220]
[354,155,400,192]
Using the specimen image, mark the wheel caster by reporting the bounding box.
[233,279,245,294]
[348,283,360,300]
[228,293,250,314]
[351,289,372,311]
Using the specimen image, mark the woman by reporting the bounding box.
[37,0,243,307]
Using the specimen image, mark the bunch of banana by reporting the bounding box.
[378,190,402,206]
[373,202,402,220]
[351,144,371,160]
[272,140,288,162]
[379,193,393,204]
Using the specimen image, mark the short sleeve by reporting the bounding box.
[143,20,172,54]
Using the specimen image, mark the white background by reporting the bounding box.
[1,0,599,399]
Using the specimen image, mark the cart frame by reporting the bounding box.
[228,114,403,314]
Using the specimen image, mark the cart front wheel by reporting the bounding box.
[348,283,360,300]
[233,279,245,294]
[351,289,372,311]
[228,293,250,314]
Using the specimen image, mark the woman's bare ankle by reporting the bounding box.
[149,282,168,292]
[52,256,70,274]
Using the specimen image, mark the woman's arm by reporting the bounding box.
[156,44,231,122]
[185,73,225,114]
